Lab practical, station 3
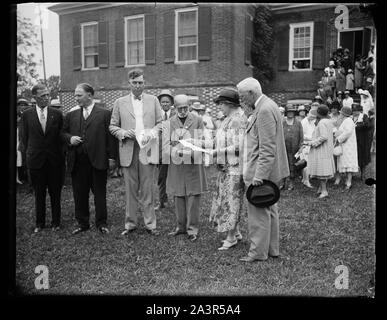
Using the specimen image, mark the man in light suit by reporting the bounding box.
[110,69,163,236]
[237,77,290,262]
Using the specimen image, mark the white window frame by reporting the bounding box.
[124,14,146,68]
[175,7,199,64]
[81,21,99,71]
[289,21,314,72]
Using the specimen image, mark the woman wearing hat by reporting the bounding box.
[282,104,303,190]
[342,90,353,108]
[352,103,371,179]
[358,89,374,117]
[335,66,346,94]
[296,105,307,122]
[354,55,365,90]
[334,105,358,189]
[305,105,335,198]
[185,88,247,250]
[346,69,354,94]
[336,91,344,109]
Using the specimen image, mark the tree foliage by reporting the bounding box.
[40,75,61,99]
[251,5,274,85]
[17,13,40,96]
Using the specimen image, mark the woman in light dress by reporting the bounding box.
[305,105,335,198]
[334,106,358,189]
[186,88,247,250]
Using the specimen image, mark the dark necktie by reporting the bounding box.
[164,112,168,121]
[134,95,142,101]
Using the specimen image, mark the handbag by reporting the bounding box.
[333,140,343,156]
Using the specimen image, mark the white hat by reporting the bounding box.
[329,60,335,66]
[50,98,61,106]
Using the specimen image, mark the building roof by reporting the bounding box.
[267,3,351,14]
[48,2,127,15]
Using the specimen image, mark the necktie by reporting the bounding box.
[83,107,89,120]
[164,112,168,121]
[39,108,46,133]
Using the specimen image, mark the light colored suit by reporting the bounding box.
[109,92,162,231]
[242,94,289,260]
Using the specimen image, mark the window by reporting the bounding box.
[81,22,99,69]
[289,22,314,71]
[125,15,145,67]
[175,8,198,63]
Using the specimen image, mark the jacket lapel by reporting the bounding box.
[246,95,267,132]
[85,104,98,128]
[44,107,54,135]
[142,94,150,120]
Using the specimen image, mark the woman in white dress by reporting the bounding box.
[358,89,374,116]
[300,108,317,188]
[334,106,358,190]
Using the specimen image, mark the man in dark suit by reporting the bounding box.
[21,84,65,233]
[62,83,116,235]
[155,89,175,210]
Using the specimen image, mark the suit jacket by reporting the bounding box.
[165,112,208,196]
[21,107,65,169]
[109,93,163,166]
[61,104,116,172]
[242,95,290,186]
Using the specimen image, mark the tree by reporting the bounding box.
[17,13,41,96]
[251,5,274,86]
[39,75,61,99]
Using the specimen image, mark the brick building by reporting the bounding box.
[266,3,376,105]
[48,3,376,113]
[48,2,255,114]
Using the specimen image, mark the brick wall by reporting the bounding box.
[58,4,252,91]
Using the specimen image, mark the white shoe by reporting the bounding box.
[218,239,238,250]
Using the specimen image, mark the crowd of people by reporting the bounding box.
[16,65,375,263]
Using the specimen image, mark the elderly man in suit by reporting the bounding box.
[62,83,116,235]
[237,77,289,262]
[110,69,163,236]
[21,84,65,233]
[164,94,207,242]
[155,89,175,210]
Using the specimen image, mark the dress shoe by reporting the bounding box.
[187,234,198,242]
[344,183,352,190]
[303,181,313,189]
[218,239,238,250]
[239,256,265,262]
[121,228,136,236]
[146,229,160,236]
[168,230,186,236]
[99,226,110,234]
[33,227,42,233]
[51,226,60,231]
[318,192,329,199]
[72,227,89,235]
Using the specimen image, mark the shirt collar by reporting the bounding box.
[131,92,143,101]
[82,101,95,112]
[36,105,47,112]
[254,95,264,109]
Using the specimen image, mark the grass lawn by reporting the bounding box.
[15,154,375,296]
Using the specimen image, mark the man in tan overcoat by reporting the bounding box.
[163,94,207,242]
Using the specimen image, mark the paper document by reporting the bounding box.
[179,140,212,154]
[136,130,155,149]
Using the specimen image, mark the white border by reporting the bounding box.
[288,21,314,72]
[124,14,146,68]
[81,21,99,71]
[175,7,199,64]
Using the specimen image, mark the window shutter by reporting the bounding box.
[98,21,108,68]
[245,12,253,65]
[312,21,325,70]
[73,25,81,71]
[115,19,125,67]
[163,11,175,63]
[277,25,289,71]
[145,14,156,65]
[198,6,211,61]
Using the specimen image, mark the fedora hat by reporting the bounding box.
[158,89,174,101]
[340,106,352,117]
[246,180,280,208]
[214,87,240,105]
[191,101,205,110]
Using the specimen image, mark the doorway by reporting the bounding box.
[338,27,373,63]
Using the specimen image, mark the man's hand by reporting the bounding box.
[251,178,263,186]
[109,159,116,170]
[123,129,135,140]
[70,136,83,146]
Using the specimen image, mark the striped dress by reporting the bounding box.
[307,118,335,179]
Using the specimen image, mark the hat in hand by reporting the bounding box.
[246,180,280,208]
